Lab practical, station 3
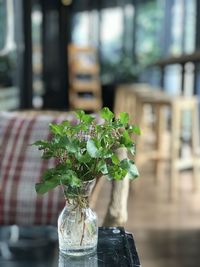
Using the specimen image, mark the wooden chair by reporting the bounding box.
[68,45,102,112]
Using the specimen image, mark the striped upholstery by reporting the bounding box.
[0,111,77,225]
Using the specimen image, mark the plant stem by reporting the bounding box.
[80,212,86,246]
[81,169,92,178]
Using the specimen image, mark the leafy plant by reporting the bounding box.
[33,107,140,198]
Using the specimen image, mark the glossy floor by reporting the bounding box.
[95,165,200,267]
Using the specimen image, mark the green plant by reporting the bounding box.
[33,107,140,198]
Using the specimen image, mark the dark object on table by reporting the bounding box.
[0,226,140,267]
[97,227,141,267]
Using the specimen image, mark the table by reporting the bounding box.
[0,226,141,267]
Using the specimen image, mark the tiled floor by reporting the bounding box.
[95,165,200,267]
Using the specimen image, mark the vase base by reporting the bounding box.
[59,246,97,257]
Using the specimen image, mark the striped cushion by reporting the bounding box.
[0,111,77,225]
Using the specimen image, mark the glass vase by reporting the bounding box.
[58,179,98,256]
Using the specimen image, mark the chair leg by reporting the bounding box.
[193,158,200,193]
[103,147,130,226]
[90,177,105,209]
[169,163,179,201]
[103,178,130,227]
[154,105,166,183]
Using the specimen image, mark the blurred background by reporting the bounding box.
[0,0,200,266]
[1,0,200,111]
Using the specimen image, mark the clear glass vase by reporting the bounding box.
[58,179,98,256]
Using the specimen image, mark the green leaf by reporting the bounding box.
[114,169,127,180]
[120,130,133,147]
[70,177,81,187]
[111,154,120,165]
[60,120,70,127]
[42,168,55,180]
[75,151,91,163]
[96,159,108,174]
[42,150,54,159]
[60,137,79,153]
[42,165,69,181]
[57,136,68,148]
[75,110,85,120]
[60,170,81,187]
[82,114,94,124]
[35,180,60,194]
[100,107,114,122]
[32,140,49,148]
[120,159,139,179]
[127,144,136,156]
[129,125,141,135]
[119,112,129,124]
[97,146,113,159]
[49,123,63,135]
[107,165,127,180]
[87,139,99,158]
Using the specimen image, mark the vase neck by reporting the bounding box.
[63,178,96,199]
[66,196,89,209]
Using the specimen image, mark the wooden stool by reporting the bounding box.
[170,96,200,199]
[115,84,172,179]
[113,84,151,193]
[114,85,200,199]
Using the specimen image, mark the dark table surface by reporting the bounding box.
[0,226,141,267]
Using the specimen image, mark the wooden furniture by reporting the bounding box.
[114,84,200,199]
[68,45,102,112]
[170,96,200,197]
[155,51,200,92]
[114,84,172,164]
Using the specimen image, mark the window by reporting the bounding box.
[167,0,196,56]
[0,0,6,50]
[32,3,44,108]
[184,0,196,54]
[0,0,21,110]
[135,0,164,67]
[170,0,184,56]
[72,10,99,47]
[100,7,123,63]
[72,11,91,46]
[164,64,182,96]
[71,3,136,84]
